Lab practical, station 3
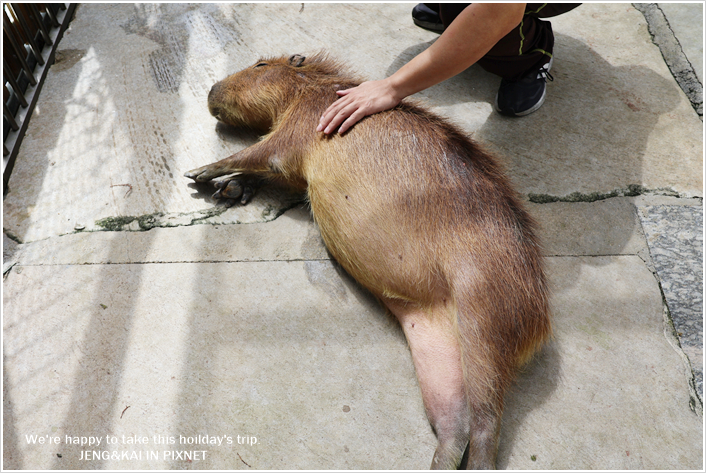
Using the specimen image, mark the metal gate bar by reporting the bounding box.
[3,3,76,194]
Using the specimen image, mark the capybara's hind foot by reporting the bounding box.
[212,175,261,207]
[185,163,261,207]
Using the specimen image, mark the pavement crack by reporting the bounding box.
[81,200,305,235]
[656,274,704,415]
[16,258,333,267]
[527,185,700,204]
[3,229,24,244]
[545,254,639,258]
[94,207,230,232]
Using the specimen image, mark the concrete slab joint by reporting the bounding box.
[637,203,704,411]
[634,3,704,118]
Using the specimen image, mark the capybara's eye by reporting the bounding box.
[254,62,268,68]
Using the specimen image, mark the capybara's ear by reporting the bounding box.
[289,54,306,67]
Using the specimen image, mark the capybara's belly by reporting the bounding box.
[303,134,475,303]
[308,180,445,302]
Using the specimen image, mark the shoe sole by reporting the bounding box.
[412,18,444,32]
[494,86,547,117]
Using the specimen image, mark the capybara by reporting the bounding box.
[185,53,550,470]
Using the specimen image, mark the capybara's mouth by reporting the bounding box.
[209,105,223,122]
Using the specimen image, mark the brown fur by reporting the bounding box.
[186,52,551,469]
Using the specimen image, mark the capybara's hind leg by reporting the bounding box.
[459,405,501,470]
[384,299,472,469]
[385,297,502,470]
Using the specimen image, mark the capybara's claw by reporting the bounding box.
[184,165,222,182]
[184,168,203,180]
[240,186,254,205]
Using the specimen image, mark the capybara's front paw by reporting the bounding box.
[212,175,261,207]
[184,164,226,182]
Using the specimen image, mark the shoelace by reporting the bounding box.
[500,63,554,87]
[537,66,554,82]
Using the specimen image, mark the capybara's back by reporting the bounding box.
[186,53,550,469]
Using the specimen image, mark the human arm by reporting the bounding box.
[316,3,527,134]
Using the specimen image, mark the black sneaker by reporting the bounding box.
[495,58,554,117]
[412,4,444,33]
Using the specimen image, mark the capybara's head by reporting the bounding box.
[207,53,351,132]
[207,54,309,131]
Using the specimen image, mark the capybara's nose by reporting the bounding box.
[208,83,224,118]
[208,83,220,100]
[208,83,223,105]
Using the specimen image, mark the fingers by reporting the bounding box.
[317,94,357,134]
[315,79,400,134]
[337,108,368,134]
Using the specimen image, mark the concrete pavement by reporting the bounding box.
[3,3,703,470]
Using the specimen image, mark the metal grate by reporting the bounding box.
[3,3,76,194]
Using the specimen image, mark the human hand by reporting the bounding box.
[316,79,403,134]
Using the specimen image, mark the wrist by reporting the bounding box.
[384,75,413,104]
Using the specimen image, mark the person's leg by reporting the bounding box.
[437,3,468,28]
[437,4,553,81]
[477,3,581,80]
[412,4,579,116]
[413,3,547,77]
[433,4,552,116]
